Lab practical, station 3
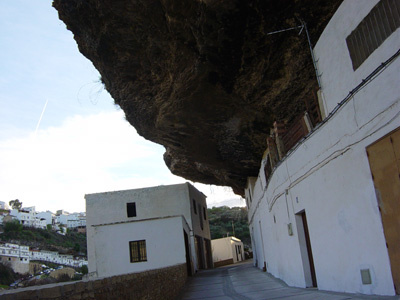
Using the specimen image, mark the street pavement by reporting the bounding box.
[178,261,400,300]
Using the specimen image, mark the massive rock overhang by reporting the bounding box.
[53,0,343,195]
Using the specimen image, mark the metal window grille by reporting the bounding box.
[346,0,400,70]
[129,240,147,263]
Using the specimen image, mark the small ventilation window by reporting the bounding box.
[346,0,400,70]
[127,202,136,218]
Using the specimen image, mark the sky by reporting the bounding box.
[0,1,245,213]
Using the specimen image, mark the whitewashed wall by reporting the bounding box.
[86,183,211,277]
[91,216,186,278]
[211,237,244,263]
[247,0,400,296]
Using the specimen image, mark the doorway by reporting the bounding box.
[195,235,205,269]
[367,127,400,294]
[295,210,317,288]
[183,230,192,276]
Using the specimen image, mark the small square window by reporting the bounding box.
[129,240,147,263]
[127,202,136,218]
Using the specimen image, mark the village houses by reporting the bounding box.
[246,0,400,296]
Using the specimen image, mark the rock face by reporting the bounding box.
[53,0,342,195]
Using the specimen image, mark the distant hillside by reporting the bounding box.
[207,206,251,248]
[0,221,87,256]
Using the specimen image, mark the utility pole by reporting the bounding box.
[232,220,235,237]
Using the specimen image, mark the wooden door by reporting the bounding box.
[301,211,317,288]
[367,127,400,294]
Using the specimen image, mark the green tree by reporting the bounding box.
[9,199,22,210]
[0,263,18,285]
[73,243,80,252]
[80,265,88,275]
[208,206,251,247]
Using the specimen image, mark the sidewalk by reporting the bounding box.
[179,261,400,300]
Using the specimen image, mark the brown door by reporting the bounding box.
[367,127,400,294]
[301,211,317,288]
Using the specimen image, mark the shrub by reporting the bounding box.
[3,220,22,233]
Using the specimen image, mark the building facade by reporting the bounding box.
[30,249,87,268]
[246,0,399,296]
[85,183,212,278]
[211,236,244,267]
[0,243,30,274]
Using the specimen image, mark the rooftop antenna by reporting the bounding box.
[265,19,322,90]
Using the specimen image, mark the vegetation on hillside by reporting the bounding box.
[0,221,87,256]
[207,206,251,248]
[0,263,18,286]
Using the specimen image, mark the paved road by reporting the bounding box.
[179,261,400,300]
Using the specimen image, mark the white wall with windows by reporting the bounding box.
[86,183,212,278]
[90,216,187,278]
[0,243,30,274]
[247,0,400,296]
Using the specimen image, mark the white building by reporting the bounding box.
[211,236,244,267]
[30,249,88,268]
[0,201,8,210]
[85,183,212,278]
[56,211,86,229]
[9,207,48,229]
[66,213,86,229]
[247,0,399,296]
[0,243,30,274]
[36,211,55,226]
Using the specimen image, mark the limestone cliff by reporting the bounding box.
[53,0,342,195]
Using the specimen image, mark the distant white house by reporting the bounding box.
[56,211,86,229]
[5,207,86,231]
[211,236,244,267]
[9,207,47,229]
[85,183,212,278]
[0,243,30,274]
[0,201,9,210]
[30,249,87,268]
[66,213,86,229]
[36,211,55,226]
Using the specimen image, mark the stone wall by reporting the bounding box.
[0,263,187,300]
[213,259,234,268]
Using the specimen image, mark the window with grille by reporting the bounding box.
[129,240,147,263]
[346,0,400,70]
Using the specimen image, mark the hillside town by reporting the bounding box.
[0,200,86,233]
[0,200,88,284]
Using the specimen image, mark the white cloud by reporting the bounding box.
[0,111,182,212]
[0,111,244,213]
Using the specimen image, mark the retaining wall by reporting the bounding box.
[0,263,187,300]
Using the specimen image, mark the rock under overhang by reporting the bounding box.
[53,0,343,195]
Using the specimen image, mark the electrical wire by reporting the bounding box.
[248,48,400,223]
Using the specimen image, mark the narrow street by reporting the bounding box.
[179,261,400,300]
